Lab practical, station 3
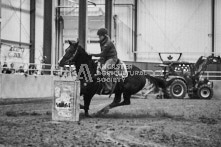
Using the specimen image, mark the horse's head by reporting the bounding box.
[58,40,79,67]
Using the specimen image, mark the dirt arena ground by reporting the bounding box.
[0,96,221,147]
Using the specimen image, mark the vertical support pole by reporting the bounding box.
[19,0,22,46]
[211,0,220,73]
[55,0,64,64]
[78,0,88,50]
[55,7,59,64]
[30,0,36,63]
[134,0,138,62]
[43,0,52,72]
[105,0,112,38]
[51,0,56,72]
[0,0,2,72]
[211,0,215,55]
[58,16,64,59]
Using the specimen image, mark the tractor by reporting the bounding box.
[156,55,221,99]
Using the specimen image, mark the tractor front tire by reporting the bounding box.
[197,84,213,99]
[167,79,187,99]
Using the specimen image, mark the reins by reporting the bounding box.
[67,45,79,64]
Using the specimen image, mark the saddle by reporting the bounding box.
[96,59,128,78]
[96,59,128,95]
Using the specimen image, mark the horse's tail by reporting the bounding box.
[145,74,166,92]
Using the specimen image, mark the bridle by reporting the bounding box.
[66,45,79,64]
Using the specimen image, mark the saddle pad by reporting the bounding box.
[117,60,128,78]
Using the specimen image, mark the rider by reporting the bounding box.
[90,28,118,94]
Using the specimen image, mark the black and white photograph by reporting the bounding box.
[0,0,221,146]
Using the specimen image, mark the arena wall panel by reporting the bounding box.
[212,80,221,100]
[1,74,53,98]
[0,74,2,98]
[1,0,30,43]
[0,74,76,99]
[0,74,220,100]
[215,0,221,54]
[35,0,44,65]
[137,0,212,63]
[114,5,134,61]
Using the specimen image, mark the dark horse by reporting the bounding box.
[58,41,163,117]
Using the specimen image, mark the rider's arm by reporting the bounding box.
[91,45,109,57]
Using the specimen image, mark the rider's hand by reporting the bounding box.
[87,52,92,56]
[87,53,93,58]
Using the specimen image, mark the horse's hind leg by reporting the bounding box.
[120,92,131,105]
[97,90,131,115]
[96,92,122,115]
[110,91,122,108]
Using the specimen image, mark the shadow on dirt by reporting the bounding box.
[91,109,186,121]
[0,98,51,105]
[199,115,218,125]
[5,111,49,117]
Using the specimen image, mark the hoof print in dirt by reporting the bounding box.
[6,111,18,117]
[199,116,218,125]
[19,112,30,116]
[46,111,52,115]
[30,112,41,116]
[97,109,109,116]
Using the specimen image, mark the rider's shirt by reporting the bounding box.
[91,35,118,63]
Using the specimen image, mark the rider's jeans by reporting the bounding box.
[101,58,117,92]
[102,58,118,72]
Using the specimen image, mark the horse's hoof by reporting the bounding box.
[85,114,92,118]
[97,107,110,115]
[120,101,130,105]
[102,108,109,114]
[109,102,119,108]
[95,111,103,116]
[80,104,84,109]
[156,95,162,99]
[102,107,110,114]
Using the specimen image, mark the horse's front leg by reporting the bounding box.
[83,94,94,117]
[80,104,84,109]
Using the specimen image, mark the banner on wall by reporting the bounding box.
[159,53,182,62]
[0,44,30,68]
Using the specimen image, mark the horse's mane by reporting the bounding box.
[74,44,97,75]
[76,45,89,55]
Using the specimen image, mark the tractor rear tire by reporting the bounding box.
[167,79,187,99]
[197,84,213,99]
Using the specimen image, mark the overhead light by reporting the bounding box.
[68,0,77,3]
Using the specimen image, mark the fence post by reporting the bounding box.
[69,65,72,78]
[51,64,53,76]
